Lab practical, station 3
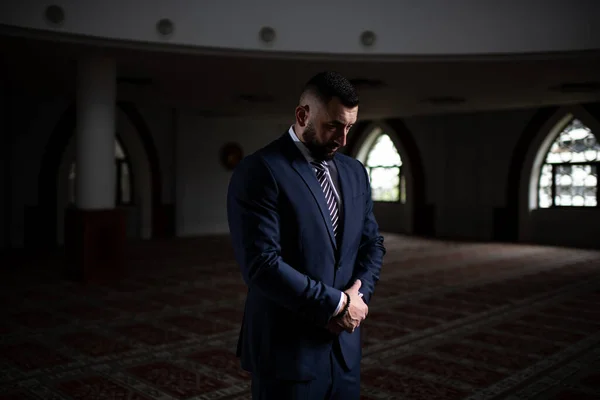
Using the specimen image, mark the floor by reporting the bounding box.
[1,234,600,399]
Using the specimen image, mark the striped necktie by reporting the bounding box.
[311,161,339,237]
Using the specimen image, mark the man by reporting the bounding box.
[227,71,386,399]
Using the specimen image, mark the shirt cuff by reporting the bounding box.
[332,291,364,319]
[333,292,345,316]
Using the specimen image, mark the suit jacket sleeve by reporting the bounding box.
[352,163,386,304]
[227,154,342,327]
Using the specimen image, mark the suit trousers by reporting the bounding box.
[250,342,360,400]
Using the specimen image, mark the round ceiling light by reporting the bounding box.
[156,18,174,36]
[45,5,65,25]
[360,30,376,47]
[259,26,276,44]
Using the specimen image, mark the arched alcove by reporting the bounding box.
[56,108,152,243]
[355,126,406,204]
[37,102,163,248]
[517,104,600,248]
[348,120,427,234]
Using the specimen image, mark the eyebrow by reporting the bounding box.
[329,120,353,126]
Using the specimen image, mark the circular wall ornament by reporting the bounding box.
[220,142,244,170]
[360,30,376,47]
[157,18,174,36]
[45,5,65,25]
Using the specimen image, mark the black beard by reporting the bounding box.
[302,123,337,161]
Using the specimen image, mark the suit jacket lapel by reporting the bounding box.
[333,156,352,256]
[279,132,337,249]
[292,158,337,249]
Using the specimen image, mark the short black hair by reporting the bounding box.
[302,71,359,108]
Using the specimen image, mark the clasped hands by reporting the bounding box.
[326,279,368,335]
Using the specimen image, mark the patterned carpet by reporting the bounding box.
[1,234,600,399]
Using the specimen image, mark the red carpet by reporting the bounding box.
[1,234,599,399]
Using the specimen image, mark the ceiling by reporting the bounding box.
[2,31,600,120]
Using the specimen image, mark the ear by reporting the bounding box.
[295,105,309,127]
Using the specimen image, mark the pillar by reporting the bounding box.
[64,55,126,283]
[1,87,10,251]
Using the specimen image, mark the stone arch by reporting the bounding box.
[346,119,430,235]
[503,102,600,248]
[37,101,163,247]
[518,104,600,243]
[499,106,559,241]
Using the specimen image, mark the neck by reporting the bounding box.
[293,123,307,144]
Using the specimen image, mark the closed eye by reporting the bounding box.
[328,121,354,130]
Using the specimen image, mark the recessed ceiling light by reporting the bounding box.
[45,5,65,25]
[360,31,377,47]
[156,18,174,36]
[259,26,276,43]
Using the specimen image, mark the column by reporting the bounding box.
[75,56,116,209]
[64,55,126,283]
[1,87,9,250]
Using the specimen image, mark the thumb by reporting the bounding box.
[351,279,362,291]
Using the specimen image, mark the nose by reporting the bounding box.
[336,128,348,147]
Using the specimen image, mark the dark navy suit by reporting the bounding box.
[227,131,385,399]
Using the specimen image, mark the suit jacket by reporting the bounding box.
[226,131,386,380]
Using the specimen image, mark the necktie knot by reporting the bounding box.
[311,161,328,172]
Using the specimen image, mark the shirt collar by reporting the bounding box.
[288,126,335,170]
[288,125,315,164]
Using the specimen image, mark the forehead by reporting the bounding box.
[321,97,358,125]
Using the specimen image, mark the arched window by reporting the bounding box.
[68,138,133,205]
[364,133,406,203]
[538,118,599,208]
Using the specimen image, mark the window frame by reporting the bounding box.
[537,119,600,209]
[539,161,599,208]
[364,133,405,204]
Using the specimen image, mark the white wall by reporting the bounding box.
[2,0,599,56]
[405,109,536,240]
[175,111,290,236]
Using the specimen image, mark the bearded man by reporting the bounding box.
[227,71,386,399]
